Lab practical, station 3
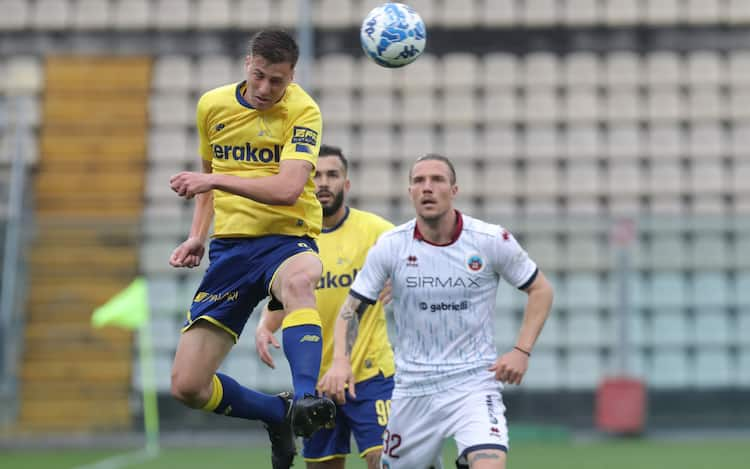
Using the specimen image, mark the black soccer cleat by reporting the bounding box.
[290,394,336,438]
[264,392,297,469]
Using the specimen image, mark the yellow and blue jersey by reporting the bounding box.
[316,207,395,383]
[196,81,323,239]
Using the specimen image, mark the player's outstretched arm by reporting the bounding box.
[318,294,368,403]
[255,303,284,369]
[490,271,554,385]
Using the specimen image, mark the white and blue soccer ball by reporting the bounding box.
[360,3,426,68]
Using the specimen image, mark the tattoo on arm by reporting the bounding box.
[341,296,369,358]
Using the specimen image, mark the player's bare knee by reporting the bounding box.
[282,271,316,304]
[170,371,207,408]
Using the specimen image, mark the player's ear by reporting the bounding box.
[452,184,459,197]
[344,178,351,193]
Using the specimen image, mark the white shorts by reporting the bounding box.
[380,373,508,469]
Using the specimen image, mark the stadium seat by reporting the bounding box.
[315,0,355,28]
[691,271,731,308]
[567,310,611,348]
[479,0,516,26]
[686,51,725,88]
[687,123,725,160]
[319,125,355,156]
[728,88,750,121]
[627,308,648,346]
[562,88,600,123]
[735,235,750,270]
[145,166,183,205]
[693,310,732,348]
[232,0,273,28]
[731,162,750,197]
[401,91,437,125]
[694,348,732,388]
[140,239,179,274]
[275,0,301,28]
[727,51,750,88]
[152,55,193,92]
[689,161,726,197]
[737,347,750,386]
[481,126,518,161]
[0,0,29,30]
[565,234,606,271]
[195,0,231,29]
[71,0,112,29]
[148,127,191,167]
[348,162,396,201]
[481,161,518,199]
[4,55,43,94]
[481,90,517,124]
[523,349,562,389]
[400,54,438,91]
[563,52,601,88]
[648,272,689,308]
[359,57,396,91]
[147,276,181,316]
[154,0,193,30]
[686,88,725,122]
[606,161,642,198]
[738,307,750,346]
[643,0,681,25]
[441,53,480,90]
[31,0,71,30]
[536,306,564,347]
[520,0,558,27]
[522,160,560,198]
[195,55,235,93]
[357,91,397,126]
[402,0,436,25]
[401,125,439,158]
[132,354,174,392]
[645,124,684,160]
[437,0,478,27]
[523,233,561,271]
[604,124,642,160]
[521,125,559,160]
[113,0,151,29]
[685,0,722,25]
[563,160,601,198]
[602,0,640,25]
[564,273,606,309]
[647,160,685,197]
[440,91,478,125]
[149,92,194,127]
[604,89,643,123]
[645,51,684,88]
[141,202,188,240]
[646,89,684,123]
[318,91,354,125]
[603,51,642,89]
[314,54,356,91]
[482,53,519,90]
[523,52,560,89]
[563,124,602,159]
[442,126,479,163]
[358,126,395,160]
[521,88,559,124]
[727,0,750,23]
[451,161,479,198]
[729,124,750,163]
[565,350,605,390]
[562,0,600,26]
[5,94,40,128]
[649,349,689,388]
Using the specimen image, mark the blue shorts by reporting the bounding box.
[303,373,395,461]
[182,235,318,341]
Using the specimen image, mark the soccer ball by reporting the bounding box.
[360,3,426,68]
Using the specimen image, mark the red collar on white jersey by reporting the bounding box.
[413,210,464,246]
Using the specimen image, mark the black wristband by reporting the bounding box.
[513,346,531,357]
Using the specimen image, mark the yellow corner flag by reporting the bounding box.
[91,277,149,330]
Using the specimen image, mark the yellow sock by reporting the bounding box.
[201,374,224,412]
[281,307,321,329]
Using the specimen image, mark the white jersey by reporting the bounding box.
[350,212,537,398]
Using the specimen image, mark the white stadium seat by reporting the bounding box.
[113,0,151,29]
[482,53,519,90]
[195,55,236,93]
[688,123,725,160]
[196,0,231,29]
[521,125,559,160]
[359,126,395,160]
[441,53,480,90]
[563,0,600,26]
[358,91,397,126]
[72,0,112,30]
[686,88,725,122]
[442,126,479,163]
[4,56,43,94]
[314,54,356,91]
[603,0,640,26]
[563,124,602,159]
[232,0,273,28]
[564,51,601,88]
[438,0,478,27]
[727,51,750,88]
[315,0,355,28]
[562,88,600,123]
[479,0,516,27]
[645,51,684,88]
[523,52,560,89]
[481,91,517,124]
[520,0,558,27]
[691,271,731,308]
[564,350,605,390]
[604,89,643,123]
[400,54,439,91]
[318,91,354,126]
[649,349,689,388]
[645,124,684,159]
[521,88,559,123]
[154,0,193,30]
[643,0,680,25]
[149,92,194,127]
[604,124,642,160]
[646,89,684,123]
[31,0,71,30]
[440,91,478,125]
[401,91,438,125]
[0,0,29,30]
[686,51,725,88]
[152,55,194,92]
[603,51,642,89]
[694,348,733,388]
[685,0,722,25]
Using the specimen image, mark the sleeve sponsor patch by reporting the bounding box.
[295,144,312,154]
[291,126,318,146]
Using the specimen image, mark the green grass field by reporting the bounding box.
[1,440,748,469]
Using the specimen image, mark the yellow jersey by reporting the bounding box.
[316,207,395,382]
[196,81,322,239]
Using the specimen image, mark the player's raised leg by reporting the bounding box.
[271,251,336,437]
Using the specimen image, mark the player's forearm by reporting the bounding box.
[189,191,214,242]
[209,173,303,206]
[333,295,367,360]
[516,274,554,352]
[258,304,284,333]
